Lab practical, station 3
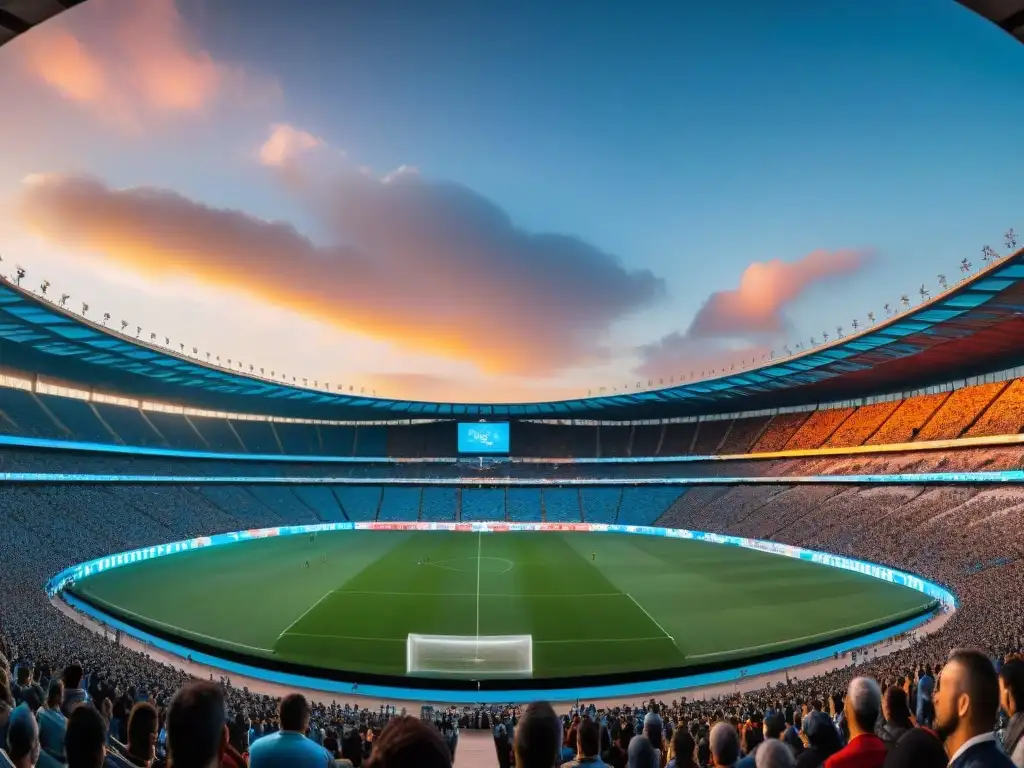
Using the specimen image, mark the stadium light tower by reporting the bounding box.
[82,302,89,316]
[851,318,859,331]
[867,311,876,325]
[1007,229,1018,250]
[836,325,843,338]
[938,274,948,289]
[883,303,892,317]
[900,294,910,310]
[960,258,972,273]
[822,331,829,342]
[150,333,157,341]
[15,267,24,285]
[59,293,69,307]
[136,326,142,337]
[919,285,930,301]
[40,280,49,296]
[982,245,998,264]
[120,320,128,332]
[102,312,110,326]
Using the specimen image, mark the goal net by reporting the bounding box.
[407,634,533,677]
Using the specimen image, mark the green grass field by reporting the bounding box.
[72,531,933,680]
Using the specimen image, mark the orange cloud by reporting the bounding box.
[12,0,279,129]
[17,173,665,377]
[688,249,870,338]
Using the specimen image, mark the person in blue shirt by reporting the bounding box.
[249,694,333,768]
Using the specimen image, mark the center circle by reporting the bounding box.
[426,556,514,574]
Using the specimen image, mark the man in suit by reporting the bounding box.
[935,649,1015,768]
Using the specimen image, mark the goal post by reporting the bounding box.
[407,634,533,677]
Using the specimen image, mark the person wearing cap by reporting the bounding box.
[797,711,841,768]
[824,678,886,768]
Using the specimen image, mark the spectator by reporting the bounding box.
[125,702,160,768]
[876,688,913,750]
[796,712,841,768]
[61,665,88,717]
[999,659,1024,768]
[515,702,562,768]
[0,679,12,756]
[5,705,39,768]
[741,711,789,768]
[603,724,631,768]
[710,723,741,768]
[644,711,665,767]
[825,678,886,768]
[363,716,450,768]
[881,728,947,768]
[36,681,66,768]
[66,706,107,768]
[627,735,657,768]
[165,683,228,768]
[935,649,1015,768]
[667,729,696,768]
[918,666,936,728]
[249,693,333,768]
[756,740,795,768]
[565,718,606,768]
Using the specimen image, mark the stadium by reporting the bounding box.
[4,2,1024,768]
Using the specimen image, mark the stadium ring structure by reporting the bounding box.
[0,0,1022,706]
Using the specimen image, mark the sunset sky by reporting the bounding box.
[1,0,1023,403]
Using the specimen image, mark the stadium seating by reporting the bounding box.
[3,377,1024,465]
[541,488,581,522]
[461,488,506,521]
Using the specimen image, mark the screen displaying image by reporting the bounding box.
[457,422,510,453]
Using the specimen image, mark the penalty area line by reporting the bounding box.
[276,589,340,641]
[625,593,676,645]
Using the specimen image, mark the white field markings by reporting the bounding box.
[475,531,482,658]
[625,592,677,646]
[110,603,275,654]
[275,588,343,641]
[687,607,927,660]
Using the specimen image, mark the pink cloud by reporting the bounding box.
[259,124,326,167]
[688,249,870,338]
[12,0,279,130]
[634,249,871,381]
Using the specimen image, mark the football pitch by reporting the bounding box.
[71,530,934,682]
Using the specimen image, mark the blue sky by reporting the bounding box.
[0,0,1022,402]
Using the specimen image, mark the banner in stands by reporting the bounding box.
[48,521,955,608]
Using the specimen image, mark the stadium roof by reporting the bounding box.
[3,0,1023,49]
[2,1,1024,421]
[0,0,82,47]
[1,251,1024,421]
